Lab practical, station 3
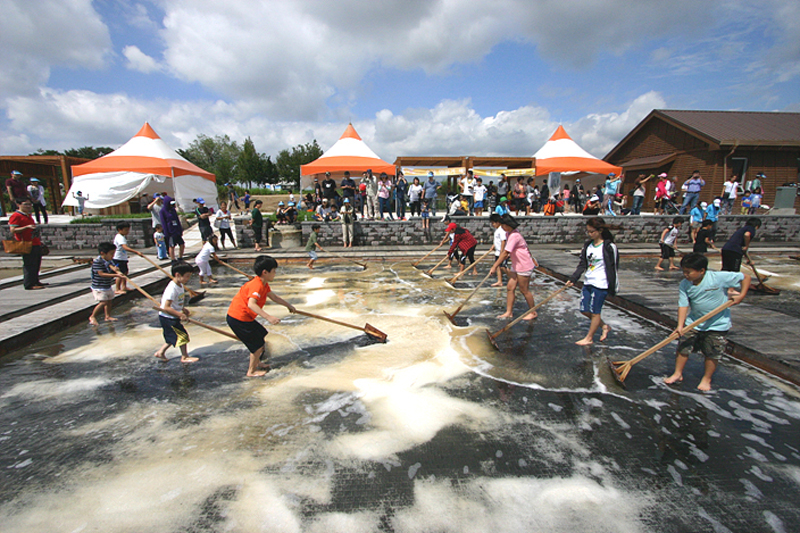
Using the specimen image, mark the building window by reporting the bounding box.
[731,158,748,185]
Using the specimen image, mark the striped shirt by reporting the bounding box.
[91,256,113,290]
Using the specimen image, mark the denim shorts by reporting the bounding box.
[580,285,608,315]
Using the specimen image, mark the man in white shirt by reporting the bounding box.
[460,170,476,216]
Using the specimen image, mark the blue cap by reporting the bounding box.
[11,170,22,176]
[278,201,284,205]
[343,198,350,203]
[608,173,616,177]
[288,202,295,207]
[196,197,205,203]
[427,171,434,177]
[30,178,39,182]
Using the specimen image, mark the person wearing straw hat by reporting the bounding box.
[664,253,750,391]
[489,214,537,320]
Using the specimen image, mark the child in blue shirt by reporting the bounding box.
[153,224,168,260]
[664,253,750,391]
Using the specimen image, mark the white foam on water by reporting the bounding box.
[697,506,734,533]
[305,511,380,533]
[741,433,774,449]
[303,277,327,289]
[391,476,651,533]
[740,478,763,499]
[763,510,787,533]
[2,377,113,401]
[749,466,773,482]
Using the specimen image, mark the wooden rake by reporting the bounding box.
[140,253,206,304]
[294,309,387,342]
[215,257,253,279]
[486,285,570,350]
[412,241,446,267]
[447,246,494,284]
[421,253,451,278]
[110,266,237,340]
[608,300,735,386]
[443,269,494,325]
[745,253,779,295]
[214,261,386,342]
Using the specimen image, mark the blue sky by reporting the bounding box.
[1,0,798,162]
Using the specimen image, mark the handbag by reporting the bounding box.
[40,244,50,256]
[3,240,32,255]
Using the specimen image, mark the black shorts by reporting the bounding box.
[227,314,267,354]
[660,243,675,259]
[460,245,476,265]
[113,259,129,275]
[159,315,188,347]
[169,235,185,247]
[720,250,742,272]
[252,225,263,244]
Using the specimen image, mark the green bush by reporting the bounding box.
[69,213,152,224]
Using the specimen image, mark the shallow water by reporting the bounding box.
[1,261,799,532]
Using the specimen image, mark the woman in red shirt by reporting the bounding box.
[8,198,44,290]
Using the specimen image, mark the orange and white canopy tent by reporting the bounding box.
[533,125,623,177]
[63,123,218,212]
[300,124,395,185]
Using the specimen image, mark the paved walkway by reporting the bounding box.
[2,237,800,384]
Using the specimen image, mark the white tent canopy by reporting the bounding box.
[63,123,218,212]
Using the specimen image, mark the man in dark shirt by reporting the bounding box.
[340,171,356,206]
[321,172,338,206]
[195,197,213,241]
[6,170,29,212]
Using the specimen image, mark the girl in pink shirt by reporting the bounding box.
[490,214,538,319]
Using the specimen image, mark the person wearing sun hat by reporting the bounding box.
[494,196,510,217]
[285,201,298,224]
[26,177,48,224]
[275,201,288,225]
[6,170,29,213]
[194,197,213,241]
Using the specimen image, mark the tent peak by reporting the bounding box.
[549,125,572,141]
[135,122,161,140]
[341,123,362,141]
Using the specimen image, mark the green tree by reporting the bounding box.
[178,134,241,199]
[64,146,114,159]
[276,140,323,189]
[236,137,278,188]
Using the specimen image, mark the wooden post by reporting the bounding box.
[59,155,72,215]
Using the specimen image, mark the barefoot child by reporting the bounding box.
[113,221,143,294]
[195,234,220,285]
[226,255,296,377]
[489,214,537,320]
[565,217,619,345]
[655,217,683,271]
[305,224,322,269]
[489,213,508,287]
[664,253,751,391]
[154,262,199,363]
[89,242,123,326]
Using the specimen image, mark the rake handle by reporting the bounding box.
[426,253,451,276]
[489,285,569,340]
[448,246,494,283]
[413,241,446,266]
[448,269,494,317]
[149,306,238,340]
[294,309,367,333]
[216,257,253,279]
[744,253,768,283]
[140,253,202,298]
[615,300,735,371]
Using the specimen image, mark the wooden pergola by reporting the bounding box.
[0,155,89,213]
[393,156,536,189]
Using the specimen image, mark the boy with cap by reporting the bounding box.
[194,197,213,241]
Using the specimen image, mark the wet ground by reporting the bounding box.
[621,255,800,319]
[1,261,799,532]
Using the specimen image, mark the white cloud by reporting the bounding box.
[4,86,661,163]
[122,45,160,74]
[0,0,111,100]
[153,0,707,120]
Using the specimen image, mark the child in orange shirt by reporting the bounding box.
[226,255,296,377]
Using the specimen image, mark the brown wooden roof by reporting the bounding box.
[606,109,800,160]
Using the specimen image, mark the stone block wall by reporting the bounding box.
[1,218,156,251]
[302,215,800,247]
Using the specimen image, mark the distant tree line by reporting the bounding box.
[32,136,324,193]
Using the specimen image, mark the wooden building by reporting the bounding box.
[393,156,536,190]
[1,155,89,215]
[604,110,800,210]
